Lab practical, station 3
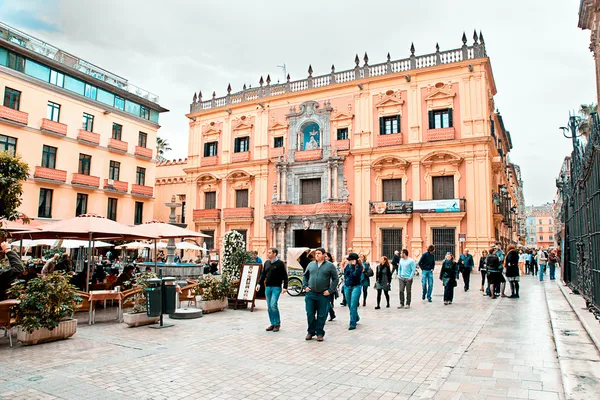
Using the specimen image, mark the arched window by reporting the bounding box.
[302,122,320,150]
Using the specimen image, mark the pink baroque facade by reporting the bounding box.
[155,32,523,261]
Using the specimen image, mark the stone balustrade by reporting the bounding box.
[222,207,254,219]
[376,132,403,147]
[193,209,221,220]
[265,202,351,217]
[294,149,322,162]
[201,156,218,166]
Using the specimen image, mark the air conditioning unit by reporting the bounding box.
[107,179,115,186]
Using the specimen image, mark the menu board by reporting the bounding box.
[237,263,262,301]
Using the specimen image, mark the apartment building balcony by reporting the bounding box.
[231,151,250,163]
[376,132,403,147]
[265,202,351,217]
[0,105,28,125]
[103,179,128,193]
[108,138,128,153]
[222,207,254,220]
[201,156,218,167]
[41,119,67,136]
[425,127,455,142]
[193,208,221,221]
[71,173,100,188]
[77,129,100,145]
[294,149,322,162]
[34,166,66,183]
[135,146,153,159]
[131,184,153,197]
[334,139,350,151]
[269,147,285,159]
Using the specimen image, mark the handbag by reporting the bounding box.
[366,267,374,277]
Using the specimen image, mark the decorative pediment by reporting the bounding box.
[268,118,288,135]
[421,151,463,167]
[232,116,254,135]
[286,100,332,118]
[375,91,405,108]
[225,169,253,182]
[372,155,410,171]
[424,82,456,101]
[202,121,223,136]
[331,112,354,122]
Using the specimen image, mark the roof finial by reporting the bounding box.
[410,42,415,55]
[479,30,485,44]
[387,52,391,62]
[198,91,202,101]
[193,92,197,103]
[242,84,246,90]
[212,91,216,98]
[308,64,313,76]
[363,52,369,65]
[259,76,264,86]
[227,84,232,94]
[436,42,440,52]
[266,74,271,85]
[355,53,360,66]
[462,32,467,45]
[286,73,290,82]
[473,29,479,44]
[331,64,335,73]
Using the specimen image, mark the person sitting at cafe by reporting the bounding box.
[55,254,72,273]
[115,265,135,290]
[0,241,25,301]
[106,268,119,288]
[93,264,107,284]
[71,269,89,291]
[144,266,153,273]
[41,253,60,276]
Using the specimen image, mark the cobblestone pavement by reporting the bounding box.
[0,272,566,399]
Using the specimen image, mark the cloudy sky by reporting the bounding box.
[1,0,594,206]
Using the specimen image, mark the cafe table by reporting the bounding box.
[88,290,123,325]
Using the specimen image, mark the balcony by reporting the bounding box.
[425,127,455,142]
[71,173,100,188]
[34,166,66,183]
[201,156,218,167]
[108,138,128,153]
[269,147,284,159]
[223,207,254,220]
[41,119,67,136]
[294,149,322,162]
[334,139,350,151]
[135,146,153,159]
[193,208,221,221]
[103,179,128,193]
[231,151,250,163]
[0,105,28,125]
[265,202,351,217]
[131,184,153,197]
[77,129,100,145]
[376,132,403,147]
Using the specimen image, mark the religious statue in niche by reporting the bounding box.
[303,123,321,150]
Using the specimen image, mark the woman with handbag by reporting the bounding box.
[360,254,373,307]
[374,256,392,309]
[439,252,458,305]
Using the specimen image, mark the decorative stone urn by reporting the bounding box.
[17,319,77,346]
[198,298,228,314]
[122,312,160,327]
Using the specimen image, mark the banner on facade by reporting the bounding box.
[369,201,413,215]
[413,199,462,213]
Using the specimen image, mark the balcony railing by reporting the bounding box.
[77,129,100,145]
[134,146,153,159]
[201,156,218,167]
[231,151,250,163]
[34,166,66,182]
[103,179,128,192]
[294,149,322,162]
[425,127,455,142]
[193,209,221,220]
[334,139,350,151]
[71,173,100,188]
[376,132,403,147]
[265,202,351,217]
[0,105,28,125]
[108,138,128,152]
[223,207,254,219]
[131,184,153,197]
[41,119,67,136]
[269,147,285,159]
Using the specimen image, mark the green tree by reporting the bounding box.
[156,136,172,161]
[0,151,29,225]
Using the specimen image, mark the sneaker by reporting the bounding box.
[448,302,452,305]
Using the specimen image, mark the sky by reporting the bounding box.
[1,0,594,207]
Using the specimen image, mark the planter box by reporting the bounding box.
[17,319,77,346]
[123,312,159,327]
[197,298,227,314]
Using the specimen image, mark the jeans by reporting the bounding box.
[344,285,362,328]
[539,264,546,281]
[421,270,434,300]
[549,263,556,280]
[444,282,455,302]
[305,291,330,336]
[328,293,336,319]
[398,278,413,306]
[480,271,487,287]
[265,286,282,326]
[461,268,471,290]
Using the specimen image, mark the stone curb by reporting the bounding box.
[556,279,600,353]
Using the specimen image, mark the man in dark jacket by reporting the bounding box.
[302,248,338,342]
[418,245,436,302]
[391,250,400,274]
[0,242,25,301]
[458,249,474,292]
[256,248,288,332]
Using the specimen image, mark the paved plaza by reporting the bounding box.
[0,273,571,399]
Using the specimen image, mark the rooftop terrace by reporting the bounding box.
[190,31,488,114]
[0,21,159,104]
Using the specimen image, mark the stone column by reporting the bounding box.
[281,166,287,203]
[341,221,348,257]
[276,166,281,202]
[323,222,330,251]
[327,162,332,200]
[333,161,339,199]
[332,221,339,261]
[270,222,277,249]
[278,223,286,256]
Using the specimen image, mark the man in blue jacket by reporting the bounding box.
[418,245,436,302]
[458,249,474,291]
[302,248,339,342]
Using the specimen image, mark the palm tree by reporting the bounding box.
[156,136,172,161]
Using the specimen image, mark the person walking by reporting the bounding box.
[478,249,488,293]
[343,253,363,330]
[525,249,533,275]
[252,250,263,265]
[0,242,25,301]
[339,248,353,306]
[548,249,558,281]
[398,249,416,309]
[537,248,548,281]
[440,253,458,305]
[458,249,474,291]
[256,248,288,332]
[531,250,538,276]
[486,248,502,299]
[374,256,392,309]
[504,245,520,298]
[391,250,400,275]
[41,253,60,276]
[359,254,373,307]
[518,249,526,275]
[325,252,338,321]
[302,248,339,342]
[418,245,436,302]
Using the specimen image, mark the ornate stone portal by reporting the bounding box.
[265,100,351,260]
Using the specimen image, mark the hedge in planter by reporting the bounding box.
[123,271,159,327]
[195,275,230,313]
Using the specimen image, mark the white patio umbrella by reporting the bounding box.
[176,242,203,251]
[10,239,55,247]
[57,239,113,249]
[115,241,153,250]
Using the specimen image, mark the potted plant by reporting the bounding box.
[8,272,80,345]
[221,231,253,308]
[195,275,230,313]
[122,271,160,327]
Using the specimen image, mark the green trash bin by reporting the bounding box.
[162,277,177,314]
[145,278,162,317]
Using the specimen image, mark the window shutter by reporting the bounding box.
[396,115,401,133]
[428,110,434,129]
[215,142,218,155]
[203,142,208,156]
[448,108,453,128]
[379,117,385,135]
